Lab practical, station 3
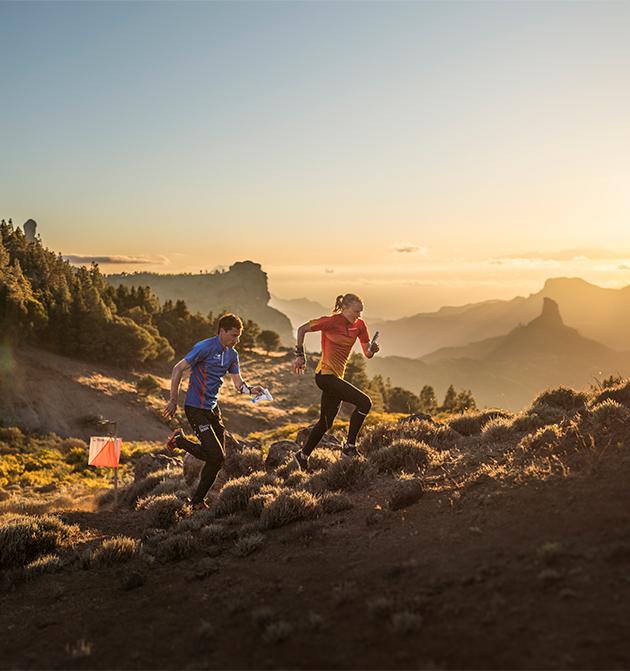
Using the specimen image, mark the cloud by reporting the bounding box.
[64,254,169,265]
[497,248,630,262]
[390,243,428,255]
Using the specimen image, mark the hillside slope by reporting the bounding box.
[2,382,630,669]
[0,346,320,441]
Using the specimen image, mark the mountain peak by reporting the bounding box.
[537,297,564,327]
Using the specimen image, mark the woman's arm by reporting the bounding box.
[293,321,312,374]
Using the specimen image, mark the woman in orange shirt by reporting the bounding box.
[292,293,380,470]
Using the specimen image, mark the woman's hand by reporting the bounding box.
[367,342,380,358]
[293,356,306,375]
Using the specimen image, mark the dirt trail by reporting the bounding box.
[2,452,630,670]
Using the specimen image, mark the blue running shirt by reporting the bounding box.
[184,336,240,409]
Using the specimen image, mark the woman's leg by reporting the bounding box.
[322,375,372,446]
[301,376,342,457]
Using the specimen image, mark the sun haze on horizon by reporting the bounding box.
[1,1,629,318]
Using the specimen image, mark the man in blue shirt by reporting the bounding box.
[162,313,264,509]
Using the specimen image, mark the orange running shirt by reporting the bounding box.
[308,313,370,378]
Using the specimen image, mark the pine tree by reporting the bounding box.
[418,385,437,413]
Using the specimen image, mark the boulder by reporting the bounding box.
[388,478,424,511]
[265,440,299,469]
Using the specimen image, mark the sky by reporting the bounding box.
[1,1,629,318]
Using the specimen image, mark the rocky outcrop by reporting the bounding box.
[108,261,294,345]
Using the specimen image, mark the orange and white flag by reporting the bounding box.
[88,436,122,468]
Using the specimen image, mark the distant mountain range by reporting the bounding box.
[108,261,294,345]
[372,277,630,358]
[366,298,630,410]
[268,296,329,332]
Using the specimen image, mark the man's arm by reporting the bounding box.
[162,358,191,419]
[230,372,264,397]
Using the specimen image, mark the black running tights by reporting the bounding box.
[302,373,372,456]
[176,405,225,504]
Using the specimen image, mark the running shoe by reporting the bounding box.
[165,428,183,451]
[293,450,309,471]
[341,443,359,459]
[191,501,209,511]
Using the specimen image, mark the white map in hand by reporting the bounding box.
[251,388,273,404]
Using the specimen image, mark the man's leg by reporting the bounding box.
[183,406,226,504]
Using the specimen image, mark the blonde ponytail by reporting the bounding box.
[333,293,363,313]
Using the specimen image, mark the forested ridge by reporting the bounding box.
[0,220,261,366]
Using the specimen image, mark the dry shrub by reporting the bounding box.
[24,553,63,578]
[591,379,630,408]
[480,417,515,443]
[234,532,264,557]
[320,458,375,492]
[283,470,311,489]
[361,420,457,456]
[247,485,283,517]
[120,468,177,507]
[588,399,630,434]
[518,425,564,453]
[370,439,430,474]
[388,477,424,510]
[448,410,512,436]
[199,523,225,545]
[215,471,278,517]
[146,476,188,499]
[90,536,140,566]
[531,386,588,414]
[138,494,191,529]
[224,448,265,478]
[308,448,338,472]
[320,492,353,514]
[260,489,321,529]
[0,514,81,569]
[510,407,566,433]
[156,532,195,561]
